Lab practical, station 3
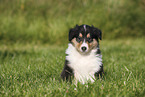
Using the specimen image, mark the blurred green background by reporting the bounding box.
[0,0,145,45]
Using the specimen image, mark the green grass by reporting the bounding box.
[0,38,145,96]
[0,0,145,44]
[0,0,145,96]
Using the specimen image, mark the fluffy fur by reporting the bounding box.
[61,24,103,84]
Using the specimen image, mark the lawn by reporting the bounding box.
[0,38,145,96]
[0,0,145,44]
[0,0,145,96]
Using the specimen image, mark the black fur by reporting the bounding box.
[95,48,104,78]
[69,24,102,42]
[95,65,104,78]
[92,25,102,40]
[61,60,73,81]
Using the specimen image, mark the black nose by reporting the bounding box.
[81,46,87,51]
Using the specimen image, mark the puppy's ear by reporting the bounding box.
[69,29,75,41]
[69,25,79,41]
[92,26,102,40]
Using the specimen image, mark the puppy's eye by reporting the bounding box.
[87,38,93,43]
[76,37,82,42]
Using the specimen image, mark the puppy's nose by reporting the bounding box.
[81,46,87,52]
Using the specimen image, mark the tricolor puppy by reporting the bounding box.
[61,24,103,84]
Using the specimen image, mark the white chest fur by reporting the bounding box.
[65,44,102,84]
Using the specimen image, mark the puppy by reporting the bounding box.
[61,24,103,84]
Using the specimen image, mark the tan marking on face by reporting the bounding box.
[77,41,82,51]
[87,33,90,38]
[87,42,91,50]
[92,39,98,48]
[87,39,98,51]
[71,38,83,52]
[79,33,83,37]
[71,38,78,46]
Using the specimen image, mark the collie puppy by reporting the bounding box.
[61,24,103,84]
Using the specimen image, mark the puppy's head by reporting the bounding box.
[69,24,102,54]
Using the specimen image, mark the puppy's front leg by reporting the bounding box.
[61,60,73,81]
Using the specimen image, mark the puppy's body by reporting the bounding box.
[61,24,103,84]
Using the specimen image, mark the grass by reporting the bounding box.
[0,0,145,96]
[0,0,145,44]
[0,38,145,96]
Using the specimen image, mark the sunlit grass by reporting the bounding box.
[0,39,145,96]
